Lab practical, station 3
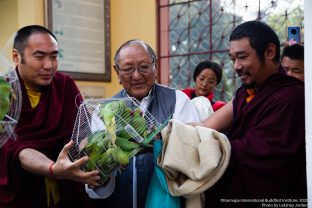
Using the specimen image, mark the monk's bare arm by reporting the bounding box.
[19,148,54,176]
[18,140,100,186]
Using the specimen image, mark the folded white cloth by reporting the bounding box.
[190,96,214,120]
[158,119,231,208]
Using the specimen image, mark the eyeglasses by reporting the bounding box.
[117,62,155,76]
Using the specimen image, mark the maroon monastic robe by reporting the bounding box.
[205,73,306,207]
[0,70,97,207]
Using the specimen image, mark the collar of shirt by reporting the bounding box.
[125,88,153,112]
[24,83,42,108]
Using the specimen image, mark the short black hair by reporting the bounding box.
[230,20,280,63]
[13,25,57,57]
[281,44,304,60]
[114,39,157,68]
[193,60,222,84]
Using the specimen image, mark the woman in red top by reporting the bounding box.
[182,60,225,112]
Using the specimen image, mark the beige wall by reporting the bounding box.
[0,0,45,47]
[0,0,157,98]
[17,0,45,27]
[79,0,157,97]
[0,0,18,48]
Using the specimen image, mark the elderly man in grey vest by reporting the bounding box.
[86,40,199,208]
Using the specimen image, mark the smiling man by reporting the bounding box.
[86,40,199,208]
[0,25,100,208]
[197,21,307,207]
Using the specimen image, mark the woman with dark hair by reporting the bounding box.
[182,60,226,112]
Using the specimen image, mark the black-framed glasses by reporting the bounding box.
[117,61,155,76]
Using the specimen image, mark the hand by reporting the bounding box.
[52,140,101,187]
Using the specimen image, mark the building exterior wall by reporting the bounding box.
[0,0,157,98]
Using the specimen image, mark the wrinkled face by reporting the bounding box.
[13,33,58,91]
[229,38,266,89]
[281,56,304,82]
[115,44,157,101]
[194,68,217,96]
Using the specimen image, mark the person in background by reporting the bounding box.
[281,43,304,82]
[86,39,199,208]
[182,60,226,112]
[193,21,306,207]
[0,25,100,208]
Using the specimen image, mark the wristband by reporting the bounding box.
[49,162,55,177]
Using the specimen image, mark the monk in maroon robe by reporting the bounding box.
[204,73,306,207]
[0,25,99,208]
[199,21,307,207]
